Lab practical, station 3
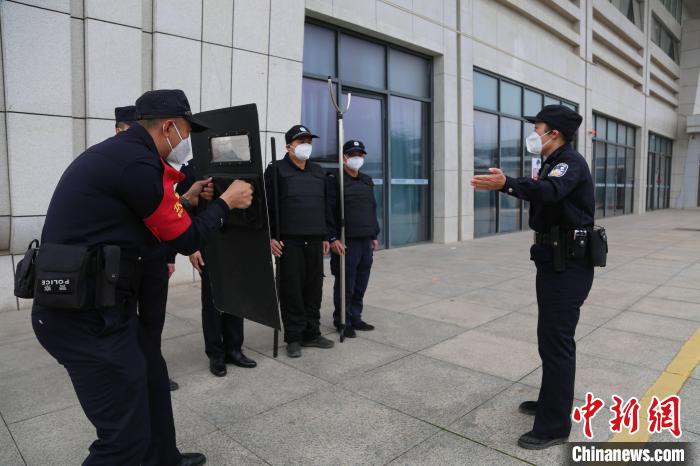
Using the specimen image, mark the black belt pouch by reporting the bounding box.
[550,226,566,272]
[34,243,94,310]
[588,226,608,267]
[14,239,40,299]
[95,245,120,308]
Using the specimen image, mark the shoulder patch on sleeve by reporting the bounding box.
[549,163,569,178]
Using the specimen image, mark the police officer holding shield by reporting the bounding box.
[471,105,595,450]
[33,89,253,466]
[327,140,379,339]
[115,105,181,392]
[264,125,335,358]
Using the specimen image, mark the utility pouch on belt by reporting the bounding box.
[14,239,40,299]
[566,229,588,260]
[95,245,120,308]
[587,225,608,267]
[34,243,95,310]
[550,225,566,272]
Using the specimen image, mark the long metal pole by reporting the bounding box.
[271,137,280,358]
[328,77,351,342]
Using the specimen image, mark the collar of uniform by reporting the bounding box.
[130,122,159,156]
[544,142,571,165]
[283,153,307,171]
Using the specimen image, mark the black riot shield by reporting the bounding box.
[190,104,280,330]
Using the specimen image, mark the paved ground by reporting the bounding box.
[1,209,699,465]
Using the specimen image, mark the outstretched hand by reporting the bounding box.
[471,168,506,191]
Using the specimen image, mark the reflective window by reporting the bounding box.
[474,111,498,237]
[303,23,335,77]
[340,34,385,89]
[473,69,578,237]
[303,21,431,248]
[544,96,560,107]
[389,49,430,98]
[652,15,680,63]
[647,133,673,210]
[301,78,337,159]
[593,114,636,218]
[499,117,522,232]
[390,97,430,246]
[499,82,521,117]
[524,90,542,117]
[474,73,497,111]
[660,0,683,23]
[608,0,644,29]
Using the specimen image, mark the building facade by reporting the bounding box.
[1,0,699,310]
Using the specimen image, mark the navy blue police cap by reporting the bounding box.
[114,105,136,124]
[525,104,582,140]
[285,125,319,144]
[343,140,366,155]
[135,89,209,132]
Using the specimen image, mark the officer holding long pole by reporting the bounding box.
[327,140,380,338]
[264,125,334,358]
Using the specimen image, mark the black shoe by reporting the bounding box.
[334,322,342,332]
[287,341,302,358]
[169,379,179,391]
[209,356,226,377]
[225,350,257,368]
[518,400,537,416]
[178,452,206,466]
[302,335,335,348]
[343,326,356,338]
[354,321,375,331]
[517,431,568,450]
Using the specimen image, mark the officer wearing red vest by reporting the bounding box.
[33,89,253,466]
[115,104,182,392]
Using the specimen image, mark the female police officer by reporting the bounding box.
[471,105,595,450]
[32,89,252,466]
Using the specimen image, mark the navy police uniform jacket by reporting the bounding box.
[41,123,228,257]
[501,143,594,233]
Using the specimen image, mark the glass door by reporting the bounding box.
[389,96,431,246]
[342,91,386,246]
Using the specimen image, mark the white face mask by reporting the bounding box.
[165,124,191,165]
[346,156,364,171]
[525,130,552,155]
[293,143,313,160]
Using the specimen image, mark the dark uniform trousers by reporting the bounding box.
[32,297,181,465]
[33,264,181,466]
[532,252,594,439]
[279,239,323,343]
[200,262,244,358]
[136,256,180,465]
[330,237,373,326]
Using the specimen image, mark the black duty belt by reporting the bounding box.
[534,229,587,246]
